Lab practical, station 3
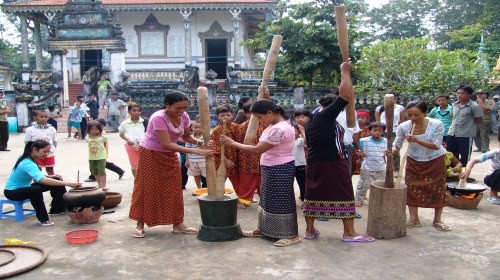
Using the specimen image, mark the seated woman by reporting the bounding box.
[3,140,81,226]
[460,148,500,204]
[443,140,463,178]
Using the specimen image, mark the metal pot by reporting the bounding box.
[63,187,106,210]
[446,182,487,196]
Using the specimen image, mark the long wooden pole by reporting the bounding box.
[383,94,395,188]
[244,35,282,144]
[215,121,227,199]
[334,6,356,128]
[197,87,218,200]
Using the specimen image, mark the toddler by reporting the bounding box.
[293,124,307,202]
[86,121,108,191]
[185,120,207,190]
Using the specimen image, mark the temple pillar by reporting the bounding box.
[181,9,192,67]
[50,50,67,107]
[230,9,242,68]
[19,15,30,67]
[109,50,126,85]
[34,21,43,70]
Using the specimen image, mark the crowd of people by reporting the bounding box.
[1,64,499,247]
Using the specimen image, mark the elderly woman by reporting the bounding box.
[393,100,449,231]
[220,98,300,247]
[303,61,375,242]
[129,91,213,238]
[4,140,81,226]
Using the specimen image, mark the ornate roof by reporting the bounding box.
[2,0,278,13]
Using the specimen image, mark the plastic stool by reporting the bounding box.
[0,198,36,222]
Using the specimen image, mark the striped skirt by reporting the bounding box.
[258,161,298,239]
[303,159,356,219]
[129,147,184,227]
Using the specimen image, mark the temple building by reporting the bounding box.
[1,0,278,107]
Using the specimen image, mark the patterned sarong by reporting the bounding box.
[258,161,298,239]
[129,147,184,227]
[406,155,446,208]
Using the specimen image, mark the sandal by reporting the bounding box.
[132,229,146,238]
[406,222,422,228]
[433,222,451,232]
[304,229,320,240]
[242,230,263,237]
[273,237,301,247]
[38,221,54,227]
[355,201,363,207]
[171,227,197,234]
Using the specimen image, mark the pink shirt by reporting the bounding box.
[140,110,190,152]
[259,120,295,166]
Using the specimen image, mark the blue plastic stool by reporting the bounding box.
[0,198,36,222]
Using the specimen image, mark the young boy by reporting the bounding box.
[106,91,127,132]
[185,120,207,190]
[84,118,125,182]
[428,95,452,142]
[355,122,389,207]
[237,103,266,207]
[461,149,500,204]
[47,105,59,130]
[293,109,310,201]
[86,93,100,120]
[293,109,310,128]
[67,99,86,140]
[25,110,58,175]
[211,104,241,206]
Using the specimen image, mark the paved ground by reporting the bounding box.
[0,132,499,280]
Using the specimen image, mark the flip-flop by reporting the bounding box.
[433,223,451,232]
[38,221,54,227]
[407,222,422,228]
[304,229,320,240]
[242,230,263,237]
[132,229,145,238]
[341,234,375,243]
[487,197,500,205]
[171,227,197,234]
[273,237,301,247]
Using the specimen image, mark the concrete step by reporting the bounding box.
[55,107,111,134]
[68,83,84,105]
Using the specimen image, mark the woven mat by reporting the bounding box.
[0,245,47,278]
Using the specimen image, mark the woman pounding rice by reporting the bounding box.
[393,100,450,232]
[129,92,213,238]
[303,61,374,242]
[220,97,300,247]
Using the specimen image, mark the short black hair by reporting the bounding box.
[368,122,386,131]
[318,94,337,107]
[48,105,55,111]
[242,103,252,113]
[456,85,474,94]
[293,109,311,118]
[96,118,107,127]
[216,104,232,115]
[88,93,95,96]
[436,95,449,100]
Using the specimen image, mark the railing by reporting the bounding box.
[226,66,276,89]
[128,69,185,82]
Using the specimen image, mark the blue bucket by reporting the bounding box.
[7,117,18,133]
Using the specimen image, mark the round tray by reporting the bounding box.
[0,249,16,267]
[0,245,47,278]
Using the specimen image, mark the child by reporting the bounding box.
[355,122,388,207]
[237,103,266,207]
[442,140,463,178]
[185,120,206,190]
[460,149,500,204]
[428,95,452,142]
[293,124,307,202]
[76,95,89,139]
[84,118,125,182]
[352,110,371,175]
[210,104,240,207]
[25,110,58,175]
[106,91,127,132]
[293,109,310,128]
[119,104,147,177]
[86,121,108,191]
[67,99,86,140]
[97,74,113,109]
[47,105,59,130]
[86,93,100,120]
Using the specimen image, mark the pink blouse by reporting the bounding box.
[259,120,295,166]
[140,110,190,152]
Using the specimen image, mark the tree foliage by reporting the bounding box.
[355,38,493,102]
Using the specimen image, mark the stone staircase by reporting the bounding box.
[68,82,84,105]
[55,107,110,134]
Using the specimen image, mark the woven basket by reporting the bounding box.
[446,192,483,210]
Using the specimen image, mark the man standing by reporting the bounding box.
[0,91,12,151]
[86,93,100,120]
[446,85,483,166]
[492,95,499,135]
[106,91,127,132]
[474,90,494,152]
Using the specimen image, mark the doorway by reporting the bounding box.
[205,39,227,79]
[80,50,102,74]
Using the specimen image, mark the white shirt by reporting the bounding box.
[118,117,146,147]
[394,118,446,162]
[25,124,58,155]
[360,136,387,171]
[376,104,405,131]
[107,99,127,116]
[293,138,306,166]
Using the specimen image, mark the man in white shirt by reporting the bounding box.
[106,91,127,132]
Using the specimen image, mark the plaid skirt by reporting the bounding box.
[129,147,184,227]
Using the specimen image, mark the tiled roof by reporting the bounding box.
[8,0,276,6]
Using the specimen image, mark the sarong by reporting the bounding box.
[238,173,260,205]
[258,161,298,239]
[125,144,139,169]
[303,159,356,219]
[406,155,446,208]
[129,147,184,227]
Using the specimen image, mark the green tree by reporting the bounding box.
[355,38,492,102]
[242,0,367,104]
